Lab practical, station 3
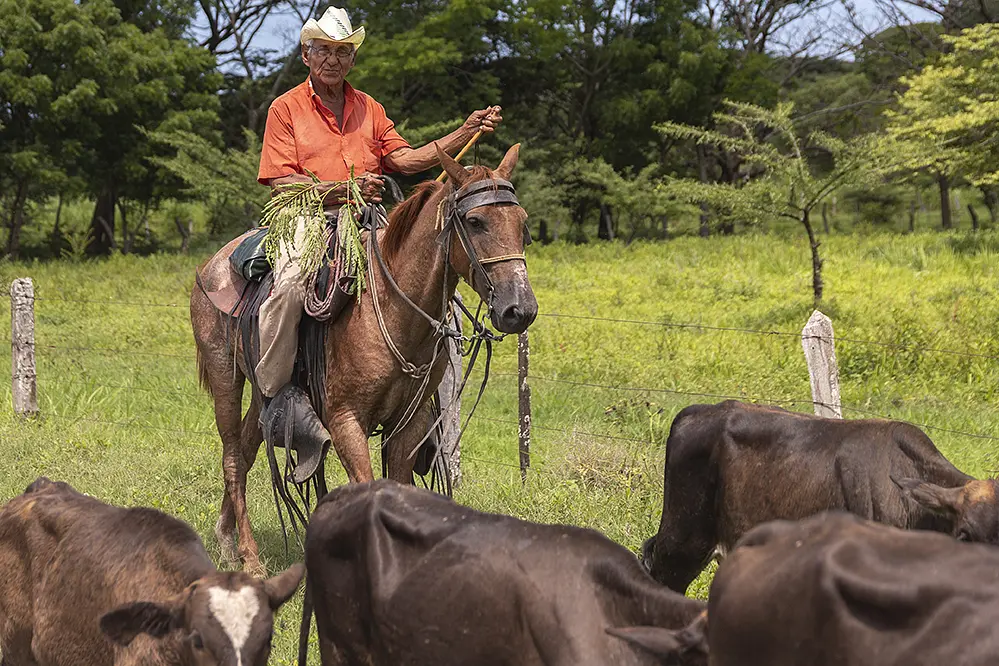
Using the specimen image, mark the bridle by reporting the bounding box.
[362,175,529,463]
[437,177,531,300]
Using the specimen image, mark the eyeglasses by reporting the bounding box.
[309,45,354,60]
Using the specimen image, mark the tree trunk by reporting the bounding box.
[538,218,550,244]
[982,187,998,225]
[802,209,823,304]
[118,200,132,255]
[6,180,29,260]
[968,204,980,232]
[661,214,668,240]
[88,184,117,255]
[598,202,614,241]
[50,193,66,256]
[821,202,830,234]
[174,215,192,254]
[908,199,916,233]
[938,174,952,230]
[697,143,710,238]
[571,199,589,244]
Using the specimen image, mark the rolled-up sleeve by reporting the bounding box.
[372,99,411,162]
[257,101,300,185]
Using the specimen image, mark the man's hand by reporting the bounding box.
[356,174,385,204]
[463,106,503,134]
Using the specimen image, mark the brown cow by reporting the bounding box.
[0,478,304,666]
[705,512,999,665]
[643,401,998,593]
[302,480,707,666]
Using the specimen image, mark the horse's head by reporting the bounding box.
[436,143,538,334]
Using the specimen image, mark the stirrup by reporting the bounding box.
[259,384,331,484]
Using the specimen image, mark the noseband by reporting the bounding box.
[438,178,530,297]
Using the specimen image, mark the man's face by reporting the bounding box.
[302,39,355,88]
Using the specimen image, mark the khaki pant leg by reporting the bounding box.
[255,218,309,398]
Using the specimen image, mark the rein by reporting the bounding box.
[362,176,525,459]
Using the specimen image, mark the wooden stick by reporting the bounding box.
[436,130,484,183]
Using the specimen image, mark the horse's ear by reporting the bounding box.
[495,143,521,180]
[435,143,469,187]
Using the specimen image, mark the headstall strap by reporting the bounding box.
[454,179,520,218]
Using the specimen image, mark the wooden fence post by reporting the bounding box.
[439,302,463,488]
[11,278,38,417]
[517,330,531,483]
[801,310,841,418]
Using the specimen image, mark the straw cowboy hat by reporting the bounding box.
[300,6,366,48]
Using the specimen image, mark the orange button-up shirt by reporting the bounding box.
[257,79,411,185]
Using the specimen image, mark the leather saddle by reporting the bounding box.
[196,226,342,485]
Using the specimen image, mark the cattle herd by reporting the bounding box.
[2,399,998,665]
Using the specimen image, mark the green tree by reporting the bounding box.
[0,0,221,256]
[886,23,999,226]
[658,101,885,303]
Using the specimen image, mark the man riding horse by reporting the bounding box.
[255,6,503,423]
[192,5,536,576]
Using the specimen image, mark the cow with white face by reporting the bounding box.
[0,477,303,666]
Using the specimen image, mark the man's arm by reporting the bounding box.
[384,106,503,176]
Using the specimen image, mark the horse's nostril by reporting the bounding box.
[505,305,522,322]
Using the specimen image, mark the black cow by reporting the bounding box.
[303,479,707,666]
[643,400,998,593]
[706,512,999,665]
[0,478,304,666]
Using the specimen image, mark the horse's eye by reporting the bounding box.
[466,215,485,229]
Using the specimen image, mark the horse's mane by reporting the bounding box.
[382,166,493,262]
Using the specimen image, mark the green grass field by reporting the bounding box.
[3,227,999,662]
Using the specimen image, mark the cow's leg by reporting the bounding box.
[328,413,375,483]
[384,405,429,486]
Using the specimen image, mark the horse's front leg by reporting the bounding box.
[384,404,432,485]
[328,412,376,483]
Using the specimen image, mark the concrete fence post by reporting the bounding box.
[11,278,38,417]
[802,310,841,418]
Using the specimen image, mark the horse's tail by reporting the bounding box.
[196,345,214,398]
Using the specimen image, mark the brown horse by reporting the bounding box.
[190,144,537,575]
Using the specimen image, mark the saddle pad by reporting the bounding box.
[196,229,260,317]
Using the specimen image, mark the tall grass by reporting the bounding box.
[2,228,999,662]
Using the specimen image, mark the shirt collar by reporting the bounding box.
[306,77,355,105]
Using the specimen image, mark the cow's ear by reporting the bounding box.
[607,615,708,658]
[100,601,183,646]
[893,477,963,516]
[264,563,305,610]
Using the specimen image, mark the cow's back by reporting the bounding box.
[709,512,999,666]
[306,480,705,666]
[0,479,212,666]
[707,403,969,547]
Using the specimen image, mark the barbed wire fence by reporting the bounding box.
[8,277,999,486]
